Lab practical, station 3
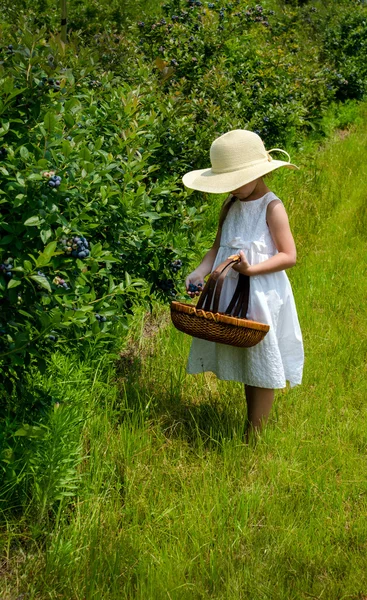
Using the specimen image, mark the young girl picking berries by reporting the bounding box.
[182,129,304,439]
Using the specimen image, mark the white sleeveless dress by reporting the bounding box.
[187,192,304,389]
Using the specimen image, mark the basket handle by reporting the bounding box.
[225,273,249,318]
[196,254,242,313]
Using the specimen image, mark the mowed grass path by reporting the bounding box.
[3,114,367,599]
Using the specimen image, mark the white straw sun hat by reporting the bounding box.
[182,129,299,193]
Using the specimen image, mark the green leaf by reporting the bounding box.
[1,448,14,464]
[40,228,52,244]
[15,424,48,439]
[108,275,115,294]
[18,309,34,318]
[43,241,57,259]
[23,260,33,271]
[8,279,21,289]
[64,69,75,86]
[24,216,41,226]
[20,146,29,160]
[44,112,57,134]
[138,224,153,238]
[94,137,104,151]
[79,147,91,161]
[65,97,79,112]
[37,159,49,168]
[16,173,26,187]
[29,275,51,292]
[14,194,26,207]
[142,211,161,221]
[62,140,72,157]
[0,121,10,137]
[0,235,13,245]
[82,161,94,174]
[92,321,100,334]
[36,241,57,267]
[91,243,102,258]
[64,113,75,127]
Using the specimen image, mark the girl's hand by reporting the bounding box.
[185,273,204,297]
[231,250,251,275]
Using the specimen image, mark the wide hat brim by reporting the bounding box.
[182,159,299,194]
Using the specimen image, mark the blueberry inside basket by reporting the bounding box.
[170,254,270,348]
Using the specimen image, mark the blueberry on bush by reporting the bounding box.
[47,78,60,91]
[53,275,70,290]
[62,236,90,259]
[0,147,7,159]
[158,279,176,296]
[170,259,182,273]
[95,313,107,322]
[0,258,13,278]
[48,175,62,188]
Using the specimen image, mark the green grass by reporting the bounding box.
[1,110,367,599]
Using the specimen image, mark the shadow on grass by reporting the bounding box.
[116,354,247,449]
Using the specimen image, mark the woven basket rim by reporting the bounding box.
[171,301,270,333]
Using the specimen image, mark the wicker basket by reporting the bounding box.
[170,255,269,348]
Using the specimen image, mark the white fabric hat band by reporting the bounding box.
[211,148,292,174]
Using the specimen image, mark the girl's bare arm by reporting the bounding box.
[185,227,222,295]
[233,200,297,276]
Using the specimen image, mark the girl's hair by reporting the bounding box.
[218,194,236,229]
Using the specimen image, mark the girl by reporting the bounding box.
[182,129,304,439]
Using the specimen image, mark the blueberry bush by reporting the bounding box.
[0,33,205,398]
[119,0,367,180]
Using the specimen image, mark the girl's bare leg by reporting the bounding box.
[244,385,274,441]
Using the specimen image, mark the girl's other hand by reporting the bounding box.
[185,273,204,297]
[232,250,251,275]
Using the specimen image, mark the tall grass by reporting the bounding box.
[1,110,367,599]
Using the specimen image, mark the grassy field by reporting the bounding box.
[1,109,367,598]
